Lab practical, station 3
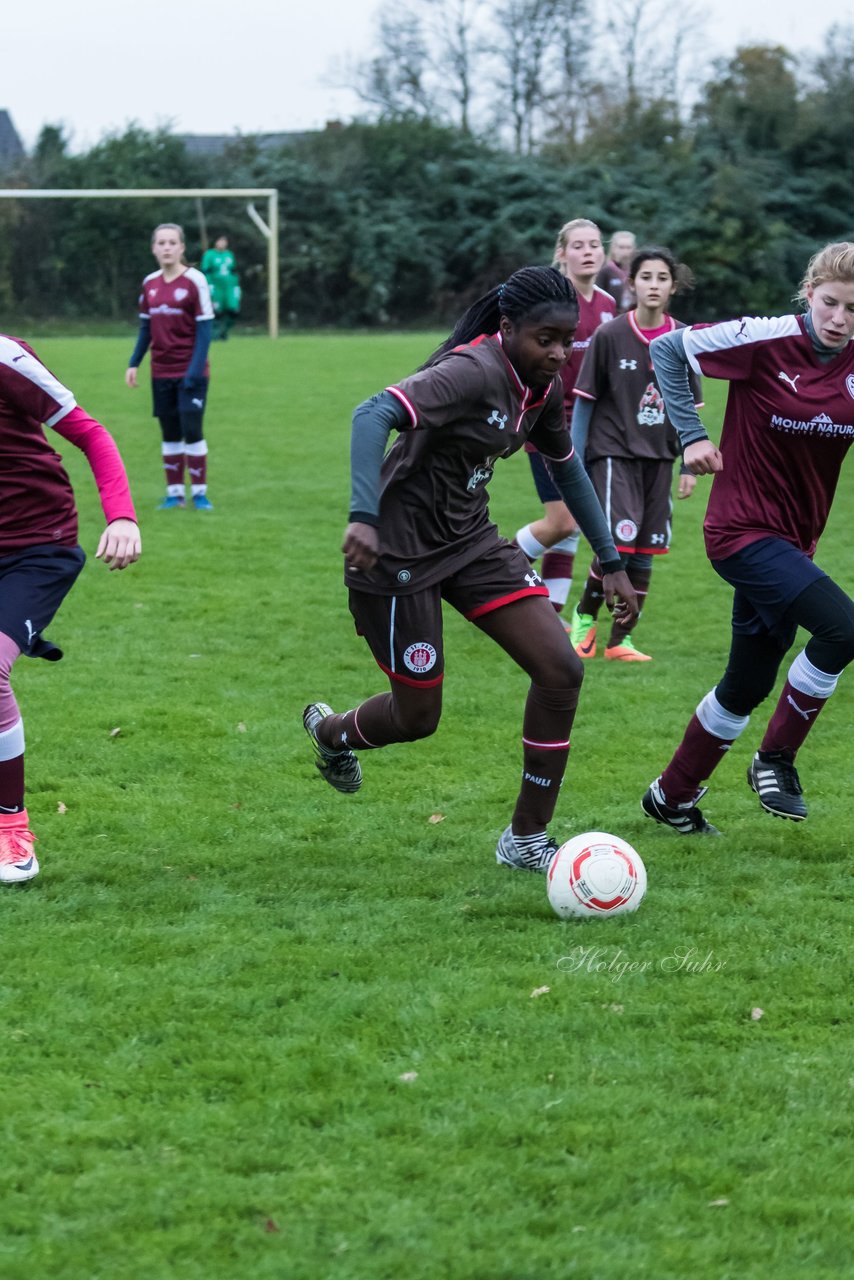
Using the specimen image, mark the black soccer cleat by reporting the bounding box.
[641,777,721,836]
[746,750,807,821]
[303,702,362,794]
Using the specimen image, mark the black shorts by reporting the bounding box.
[712,536,828,644]
[587,456,673,555]
[0,544,86,661]
[152,377,209,440]
[349,541,548,686]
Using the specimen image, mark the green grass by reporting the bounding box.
[0,334,851,1278]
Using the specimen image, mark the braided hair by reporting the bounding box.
[421,266,579,369]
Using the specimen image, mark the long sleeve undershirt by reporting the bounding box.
[52,405,137,525]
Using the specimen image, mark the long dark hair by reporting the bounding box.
[629,245,694,292]
[421,266,579,369]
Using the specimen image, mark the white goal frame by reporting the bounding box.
[0,187,280,337]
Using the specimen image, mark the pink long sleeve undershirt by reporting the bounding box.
[51,405,137,526]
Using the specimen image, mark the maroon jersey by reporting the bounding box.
[575,312,703,462]
[346,334,572,594]
[0,336,80,553]
[559,286,617,410]
[138,267,214,378]
[684,315,854,560]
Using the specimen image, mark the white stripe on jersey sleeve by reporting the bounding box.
[0,336,76,425]
[682,315,801,375]
[185,267,215,322]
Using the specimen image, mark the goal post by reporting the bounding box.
[0,187,280,337]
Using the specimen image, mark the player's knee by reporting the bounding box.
[536,646,584,691]
[393,696,442,741]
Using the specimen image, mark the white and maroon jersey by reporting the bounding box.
[558,286,617,410]
[0,336,80,552]
[684,314,854,560]
[138,267,214,378]
[347,334,571,593]
[575,312,702,462]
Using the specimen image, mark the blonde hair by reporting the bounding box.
[552,218,602,272]
[151,222,185,244]
[797,241,854,305]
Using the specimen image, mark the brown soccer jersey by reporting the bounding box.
[344,334,572,595]
[574,312,702,462]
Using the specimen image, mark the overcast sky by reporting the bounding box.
[4,0,851,150]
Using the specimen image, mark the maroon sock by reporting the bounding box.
[317,693,435,751]
[0,754,25,812]
[512,683,580,834]
[541,551,575,612]
[163,452,184,488]
[760,680,827,755]
[659,714,734,804]
[187,453,208,489]
[577,562,605,618]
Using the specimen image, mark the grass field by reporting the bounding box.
[1,333,852,1279]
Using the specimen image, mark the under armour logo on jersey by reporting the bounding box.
[778,370,801,393]
[524,570,542,587]
[619,359,637,370]
[487,409,508,430]
[651,533,666,544]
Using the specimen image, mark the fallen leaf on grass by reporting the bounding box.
[398,1072,419,1083]
[751,1007,764,1021]
[237,722,247,733]
[531,986,550,999]
[708,1198,730,1208]
[109,727,121,738]
[264,1218,280,1234]
[57,802,67,814]
[428,813,445,824]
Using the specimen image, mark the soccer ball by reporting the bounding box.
[546,832,647,920]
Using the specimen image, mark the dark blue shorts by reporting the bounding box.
[0,544,86,660]
[528,449,562,504]
[711,537,827,642]
[152,377,208,442]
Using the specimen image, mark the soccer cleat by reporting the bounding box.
[641,777,720,835]
[0,813,39,884]
[303,702,362,794]
[192,493,214,511]
[495,825,559,872]
[568,608,597,658]
[747,750,807,821]
[158,495,186,509]
[604,637,652,662]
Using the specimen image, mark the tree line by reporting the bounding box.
[0,26,852,331]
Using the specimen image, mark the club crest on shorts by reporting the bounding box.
[403,642,437,674]
[846,374,854,401]
[615,518,638,542]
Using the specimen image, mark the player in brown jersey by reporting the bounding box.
[568,246,701,661]
[0,336,141,882]
[641,241,854,834]
[303,266,638,873]
[596,231,637,313]
[126,223,215,511]
[513,219,616,619]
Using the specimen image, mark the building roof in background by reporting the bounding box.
[0,110,25,163]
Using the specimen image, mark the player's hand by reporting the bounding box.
[684,439,722,474]
[677,472,697,499]
[96,519,141,570]
[602,570,639,626]
[342,522,379,572]
[125,367,139,389]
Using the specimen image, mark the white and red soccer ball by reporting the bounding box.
[547,832,647,919]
